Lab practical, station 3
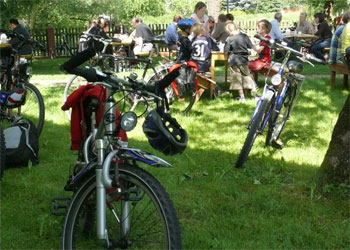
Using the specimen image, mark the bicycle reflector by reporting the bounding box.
[270,74,282,86]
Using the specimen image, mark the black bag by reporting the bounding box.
[4,118,39,167]
[175,64,196,98]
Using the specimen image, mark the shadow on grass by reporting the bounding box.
[1,77,348,248]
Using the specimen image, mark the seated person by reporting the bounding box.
[165,14,182,51]
[207,16,215,36]
[8,18,32,55]
[88,17,112,54]
[269,12,292,44]
[212,14,229,43]
[249,19,272,72]
[190,23,219,74]
[341,22,350,69]
[310,13,332,62]
[176,18,194,63]
[131,17,154,56]
[329,11,350,65]
[226,13,234,22]
[295,12,315,35]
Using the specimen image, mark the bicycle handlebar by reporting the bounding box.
[254,34,326,65]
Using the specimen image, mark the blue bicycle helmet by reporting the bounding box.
[143,109,188,155]
[177,18,194,31]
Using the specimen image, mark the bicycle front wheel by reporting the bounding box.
[5,83,45,136]
[265,87,296,146]
[62,164,182,249]
[235,90,274,168]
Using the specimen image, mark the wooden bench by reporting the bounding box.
[329,63,349,89]
[196,73,216,100]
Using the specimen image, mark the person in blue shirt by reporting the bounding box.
[269,12,292,44]
[329,11,350,65]
[165,15,182,51]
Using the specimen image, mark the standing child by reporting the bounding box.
[249,19,272,73]
[190,22,219,74]
[224,21,258,102]
[176,18,194,62]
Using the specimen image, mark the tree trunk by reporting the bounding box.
[207,0,221,19]
[317,96,350,195]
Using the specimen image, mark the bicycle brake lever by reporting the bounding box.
[297,56,314,67]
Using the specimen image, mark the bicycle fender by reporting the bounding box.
[119,148,172,168]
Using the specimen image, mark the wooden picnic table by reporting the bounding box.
[0,43,11,48]
[210,51,228,84]
[289,33,317,40]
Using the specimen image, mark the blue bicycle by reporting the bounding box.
[235,35,324,168]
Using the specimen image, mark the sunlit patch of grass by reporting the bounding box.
[1,57,349,249]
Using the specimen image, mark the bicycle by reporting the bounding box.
[235,34,324,168]
[53,50,184,248]
[50,33,76,59]
[0,30,45,136]
[62,33,172,118]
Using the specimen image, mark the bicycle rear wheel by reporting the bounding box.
[146,68,196,114]
[265,87,296,146]
[235,90,274,168]
[3,83,45,136]
[62,164,182,249]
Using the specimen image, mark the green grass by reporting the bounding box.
[0,58,349,249]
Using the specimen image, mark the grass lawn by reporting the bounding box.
[0,58,349,249]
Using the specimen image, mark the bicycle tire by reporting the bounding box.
[146,68,196,114]
[235,90,274,168]
[4,83,45,136]
[0,127,5,180]
[62,164,182,249]
[265,87,296,146]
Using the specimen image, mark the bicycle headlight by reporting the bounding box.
[120,111,137,131]
[271,74,282,86]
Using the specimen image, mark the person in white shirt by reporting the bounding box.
[191,1,209,34]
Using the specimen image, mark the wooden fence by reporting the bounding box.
[30,20,294,58]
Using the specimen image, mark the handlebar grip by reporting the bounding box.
[61,47,96,73]
[306,54,326,64]
[155,69,180,92]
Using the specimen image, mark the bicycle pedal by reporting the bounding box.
[51,197,71,216]
[271,140,284,149]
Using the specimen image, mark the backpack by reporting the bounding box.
[4,118,39,167]
[174,64,196,98]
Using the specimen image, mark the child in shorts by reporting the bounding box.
[224,21,258,102]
